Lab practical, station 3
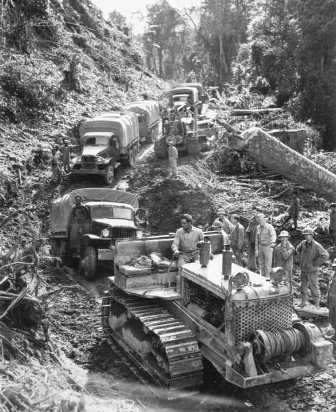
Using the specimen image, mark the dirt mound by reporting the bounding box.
[128,161,217,233]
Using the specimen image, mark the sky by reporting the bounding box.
[92,0,199,33]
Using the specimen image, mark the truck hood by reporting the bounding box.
[82,145,106,156]
[93,218,136,229]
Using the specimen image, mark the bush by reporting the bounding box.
[0,63,58,120]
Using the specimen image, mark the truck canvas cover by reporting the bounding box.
[126,101,160,128]
[50,188,138,235]
[79,114,139,149]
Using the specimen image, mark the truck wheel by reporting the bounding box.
[104,164,114,185]
[80,246,97,280]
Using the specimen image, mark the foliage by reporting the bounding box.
[0,60,59,120]
[144,0,186,78]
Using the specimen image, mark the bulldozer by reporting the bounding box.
[102,232,333,391]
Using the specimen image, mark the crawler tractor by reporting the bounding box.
[101,233,333,390]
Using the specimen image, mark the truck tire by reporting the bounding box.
[103,164,114,186]
[80,246,97,280]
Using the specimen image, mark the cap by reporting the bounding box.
[302,227,314,235]
[330,203,336,208]
[332,259,336,267]
[279,230,289,238]
[217,208,226,215]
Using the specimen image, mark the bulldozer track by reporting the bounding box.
[101,286,203,392]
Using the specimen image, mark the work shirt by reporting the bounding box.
[256,223,276,247]
[172,226,204,254]
[246,216,258,247]
[212,217,233,234]
[273,242,295,273]
[231,222,245,250]
[168,145,178,160]
[296,239,329,273]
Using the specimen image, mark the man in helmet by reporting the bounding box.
[273,231,295,280]
[296,227,329,308]
[212,208,233,235]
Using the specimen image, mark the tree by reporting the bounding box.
[294,0,336,148]
[144,0,185,78]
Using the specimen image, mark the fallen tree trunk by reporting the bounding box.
[230,127,336,202]
[230,108,283,116]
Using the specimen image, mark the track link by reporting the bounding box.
[101,287,203,391]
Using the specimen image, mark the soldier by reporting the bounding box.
[246,206,259,271]
[273,231,295,280]
[255,213,277,278]
[172,214,204,268]
[283,191,300,229]
[62,139,71,173]
[327,259,336,339]
[329,203,336,241]
[230,214,245,265]
[296,227,329,308]
[167,140,178,178]
[69,196,90,255]
[212,208,234,235]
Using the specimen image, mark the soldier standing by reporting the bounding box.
[230,214,245,265]
[167,141,178,178]
[246,207,259,271]
[327,259,336,339]
[296,228,329,308]
[255,214,277,278]
[62,139,71,173]
[329,203,336,241]
[283,191,300,229]
[273,231,295,279]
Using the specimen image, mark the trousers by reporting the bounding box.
[258,245,273,277]
[247,243,257,271]
[301,271,320,300]
[168,158,177,177]
[232,248,244,266]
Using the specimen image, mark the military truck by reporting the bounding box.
[102,232,333,390]
[126,100,160,143]
[71,112,139,184]
[50,188,140,279]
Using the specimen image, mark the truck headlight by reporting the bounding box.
[101,228,110,238]
[71,156,80,165]
[96,156,105,163]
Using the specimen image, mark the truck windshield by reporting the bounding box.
[85,136,110,146]
[90,205,132,220]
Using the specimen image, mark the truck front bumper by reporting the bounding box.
[71,167,106,176]
[97,248,115,261]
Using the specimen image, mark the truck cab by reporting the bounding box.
[72,113,139,184]
[50,188,140,279]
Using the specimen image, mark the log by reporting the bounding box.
[230,127,336,202]
[229,108,283,116]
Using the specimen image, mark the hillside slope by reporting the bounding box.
[0,0,164,177]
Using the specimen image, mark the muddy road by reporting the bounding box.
[47,143,336,412]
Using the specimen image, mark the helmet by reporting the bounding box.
[332,259,336,268]
[330,203,336,208]
[217,208,226,215]
[302,227,314,236]
[279,230,289,238]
